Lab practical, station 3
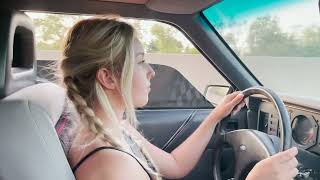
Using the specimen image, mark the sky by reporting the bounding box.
[276,1,320,32]
[202,0,320,55]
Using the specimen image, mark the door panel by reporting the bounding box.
[137,109,215,180]
[136,109,198,148]
[134,62,235,179]
[137,109,247,180]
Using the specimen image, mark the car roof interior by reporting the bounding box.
[1,0,219,15]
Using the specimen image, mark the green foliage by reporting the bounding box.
[300,26,320,57]
[184,46,200,54]
[147,24,184,53]
[224,32,242,55]
[32,15,199,54]
[31,14,320,57]
[246,16,300,56]
[223,16,320,57]
[32,14,83,50]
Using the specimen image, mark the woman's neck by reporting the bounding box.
[94,98,125,125]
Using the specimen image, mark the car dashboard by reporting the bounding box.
[244,96,320,179]
[257,100,320,155]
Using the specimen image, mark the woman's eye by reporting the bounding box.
[139,60,146,64]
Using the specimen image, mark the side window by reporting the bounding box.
[145,64,213,108]
[26,12,230,108]
[134,21,230,108]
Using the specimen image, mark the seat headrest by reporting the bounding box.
[0,9,37,99]
[3,82,67,125]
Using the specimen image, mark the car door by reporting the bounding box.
[136,63,214,180]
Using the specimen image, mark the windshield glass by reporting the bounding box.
[203,0,320,99]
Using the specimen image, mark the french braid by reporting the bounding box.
[64,77,122,148]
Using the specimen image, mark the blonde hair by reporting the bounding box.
[59,16,161,179]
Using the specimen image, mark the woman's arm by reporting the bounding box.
[128,92,245,179]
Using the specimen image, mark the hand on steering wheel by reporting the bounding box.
[246,147,298,180]
[209,91,246,122]
[212,86,298,180]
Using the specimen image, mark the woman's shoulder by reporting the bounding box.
[68,134,150,180]
[67,130,103,165]
[72,144,151,180]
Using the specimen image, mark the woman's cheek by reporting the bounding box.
[131,70,149,107]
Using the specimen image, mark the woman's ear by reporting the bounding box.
[96,67,117,90]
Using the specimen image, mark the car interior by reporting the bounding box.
[0,0,320,180]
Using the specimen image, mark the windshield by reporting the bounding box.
[203,0,320,99]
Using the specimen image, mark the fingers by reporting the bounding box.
[287,167,299,179]
[229,93,244,107]
[284,152,299,179]
[253,148,299,180]
[239,100,246,107]
[232,100,246,113]
[287,156,299,169]
[226,91,241,100]
[226,92,245,116]
[271,147,298,164]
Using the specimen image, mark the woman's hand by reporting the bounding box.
[246,147,299,180]
[209,91,245,123]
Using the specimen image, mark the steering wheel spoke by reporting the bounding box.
[224,129,277,179]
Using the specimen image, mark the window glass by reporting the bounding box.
[203,0,320,99]
[26,12,230,107]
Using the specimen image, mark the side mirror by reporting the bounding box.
[204,85,233,105]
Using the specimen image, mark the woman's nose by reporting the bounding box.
[147,64,155,80]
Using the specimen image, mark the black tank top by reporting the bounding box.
[72,146,152,179]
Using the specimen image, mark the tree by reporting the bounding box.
[246,16,300,56]
[129,20,144,41]
[129,20,152,51]
[301,26,320,57]
[147,24,184,53]
[184,46,199,54]
[223,32,242,56]
[32,15,189,53]
[32,14,83,50]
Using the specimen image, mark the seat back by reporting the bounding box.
[0,9,75,180]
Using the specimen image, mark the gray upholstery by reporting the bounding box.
[0,9,37,99]
[5,82,67,125]
[0,9,75,180]
[0,98,75,180]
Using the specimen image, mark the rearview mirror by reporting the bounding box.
[204,85,233,105]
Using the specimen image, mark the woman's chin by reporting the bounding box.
[134,98,149,108]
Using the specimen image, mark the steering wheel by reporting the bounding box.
[212,86,293,180]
